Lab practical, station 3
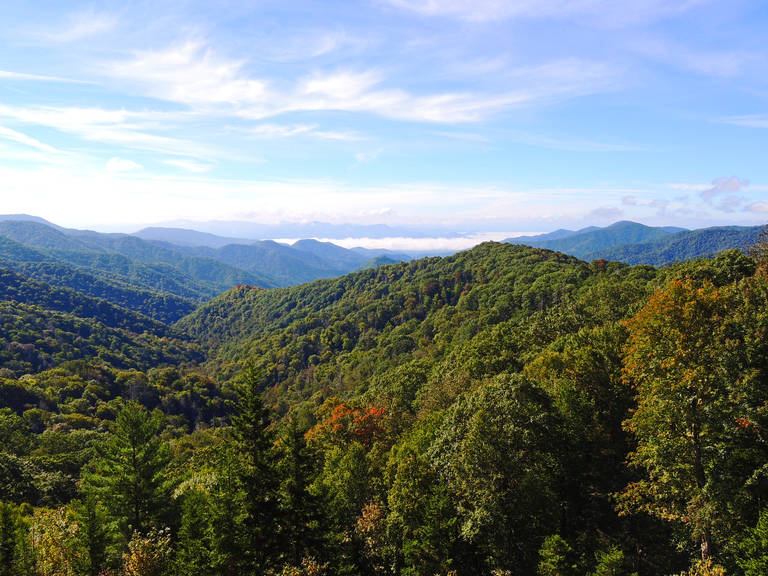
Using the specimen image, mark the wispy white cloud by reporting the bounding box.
[588,206,624,220]
[700,176,749,202]
[246,124,317,138]
[40,9,118,42]
[0,124,65,154]
[630,37,759,78]
[747,201,768,214]
[106,43,615,124]
[384,0,707,25]
[106,157,142,172]
[109,41,267,107]
[164,159,213,173]
[0,69,90,83]
[312,130,365,141]
[718,114,768,128]
[258,30,356,62]
[243,123,364,141]
[506,130,635,152]
[0,103,212,158]
[353,149,383,165]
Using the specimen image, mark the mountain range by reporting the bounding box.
[505,220,764,265]
[1,215,767,574]
[0,215,763,329]
[0,216,415,323]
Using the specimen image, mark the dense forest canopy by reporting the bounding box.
[1,234,768,576]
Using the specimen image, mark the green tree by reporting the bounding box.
[0,501,25,576]
[430,376,562,573]
[73,495,115,576]
[278,414,324,566]
[588,546,635,576]
[83,402,172,538]
[619,279,741,562]
[175,489,214,576]
[230,367,280,573]
[748,225,768,267]
[738,506,768,576]
[537,535,576,576]
[386,416,459,576]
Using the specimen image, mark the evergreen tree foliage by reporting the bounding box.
[72,495,114,576]
[0,502,24,576]
[537,535,576,576]
[83,402,173,538]
[738,506,768,576]
[230,366,281,573]
[278,413,324,566]
[175,489,215,576]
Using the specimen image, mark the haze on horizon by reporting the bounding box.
[1,0,768,248]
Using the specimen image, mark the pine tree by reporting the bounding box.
[175,490,214,576]
[0,502,21,576]
[278,414,324,566]
[83,402,172,539]
[231,367,281,573]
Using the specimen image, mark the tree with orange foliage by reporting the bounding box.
[307,399,390,450]
[619,278,741,564]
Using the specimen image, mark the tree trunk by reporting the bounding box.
[692,418,712,561]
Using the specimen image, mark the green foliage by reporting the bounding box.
[83,402,174,538]
[738,506,768,576]
[175,489,215,576]
[537,535,576,576]
[278,414,325,565]
[0,502,26,576]
[8,261,197,323]
[585,225,764,266]
[231,368,281,573]
[73,495,115,576]
[0,300,202,377]
[430,376,562,572]
[588,546,635,576]
[2,239,768,575]
[0,266,170,336]
[619,277,754,560]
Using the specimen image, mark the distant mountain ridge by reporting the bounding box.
[506,220,763,266]
[152,219,463,240]
[0,217,414,323]
[585,225,764,266]
[506,221,688,259]
[134,227,252,248]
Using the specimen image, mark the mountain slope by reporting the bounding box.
[291,238,371,269]
[587,225,764,266]
[5,261,196,324]
[0,220,277,302]
[0,300,201,376]
[133,226,251,248]
[0,267,171,336]
[176,242,657,398]
[506,221,686,258]
[168,240,354,286]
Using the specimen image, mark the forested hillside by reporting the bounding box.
[587,225,764,266]
[1,238,768,576]
[507,220,763,266]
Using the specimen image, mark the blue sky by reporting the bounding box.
[1,0,767,246]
